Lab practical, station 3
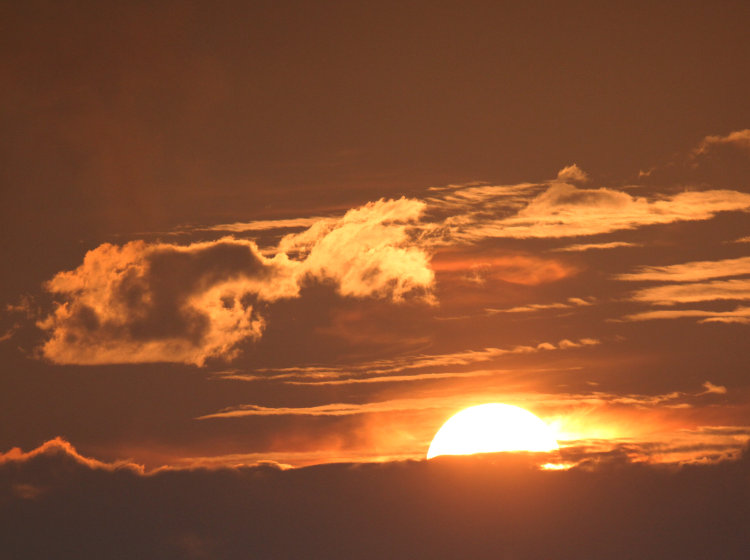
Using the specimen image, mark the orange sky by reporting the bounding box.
[2,3,750,557]
[2,0,750,473]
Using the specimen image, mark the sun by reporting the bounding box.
[426,403,558,459]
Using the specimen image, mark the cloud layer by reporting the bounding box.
[2,438,748,560]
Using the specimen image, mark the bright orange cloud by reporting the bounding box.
[440,183,750,241]
[39,199,434,366]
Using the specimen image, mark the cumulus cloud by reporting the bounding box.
[277,197,434,301]
[39,239,283,366]
[692,128,750,157]
[39,198,434,366]
[555,163,589,183]
[443,184,750,241]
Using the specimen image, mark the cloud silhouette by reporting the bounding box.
[1,438,748,559]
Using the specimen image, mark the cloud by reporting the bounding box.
[0,329,15,343]
[555,163,589,183]
[39,198,434,365]
[552,241,640,252]
[197,397,452,419]
[201,377,723,425]
[618,257,750,324]
[277,197,434,301]
[215,337,600,385]
[486,297,594,314]
[702,381,727,395]
[191,216,330,233]
[692,128,750,157]
[0,436,143,474]
[38,239,280,366]
[425,182,541,215]
[622,306,750,324]
[2,438,749,559]
[618,256,750,282]
[442,183,750,241]
[629,278,750,306]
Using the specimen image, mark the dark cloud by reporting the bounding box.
[1,439,748,559]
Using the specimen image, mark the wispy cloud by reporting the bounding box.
[622,306,750,324]
[198,382,727,422]
[618,256,750,282]
[486,297,594,314]
[692,128,750,158]
[552,241,640,252]
[618,256,750,324]
[629,278,750,306]
[197,397,452,419]
[215,337,600,385]
[439,183,750,241]
[701,381,727,395]
[192,216,333,233]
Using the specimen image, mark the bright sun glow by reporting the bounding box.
[427,403,559,459]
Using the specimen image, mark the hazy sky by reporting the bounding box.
[2,1,749,557]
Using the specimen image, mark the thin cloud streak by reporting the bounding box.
[197,383,730,424]
[486,298,594,314]
[622,306,750,324]
[214,338,600,384]
[191,216,333,233]
[553,241,640,252]
[629,278,750,305]
[618,256,750,282]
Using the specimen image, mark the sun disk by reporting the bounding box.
[427,403,558,459]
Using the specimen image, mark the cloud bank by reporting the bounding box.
[2,439,748,559]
